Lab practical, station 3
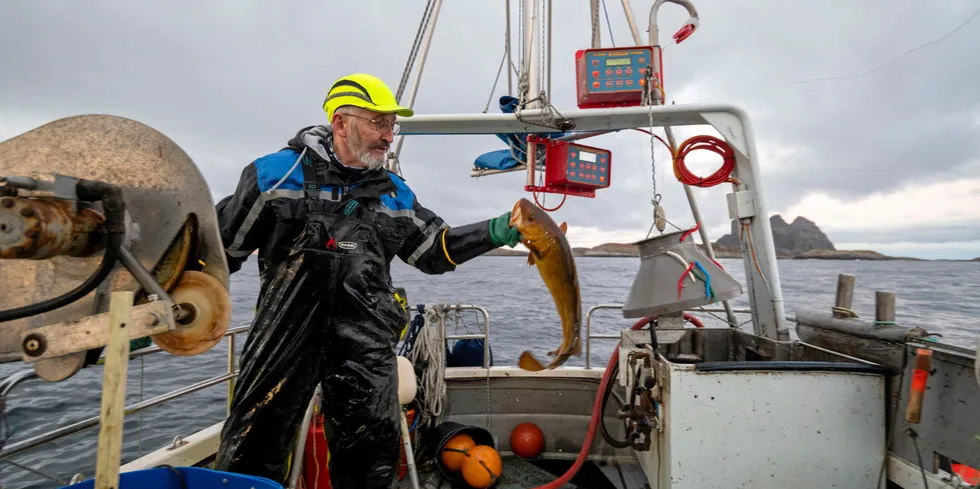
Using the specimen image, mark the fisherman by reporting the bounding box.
[212,73,522,488]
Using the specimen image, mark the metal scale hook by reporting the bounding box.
[642,0,700,239]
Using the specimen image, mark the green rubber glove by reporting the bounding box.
[489,211,522,248]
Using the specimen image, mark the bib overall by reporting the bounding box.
[216,157,409,488]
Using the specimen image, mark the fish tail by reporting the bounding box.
[518,351,547,371]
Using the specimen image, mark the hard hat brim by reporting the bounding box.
[366,104,414,117]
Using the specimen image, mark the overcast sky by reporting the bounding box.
[2,0,979,259]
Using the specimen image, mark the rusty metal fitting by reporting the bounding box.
[0,197,106,259]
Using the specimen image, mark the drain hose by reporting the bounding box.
[531,317,650,489]
[535,313,703,488]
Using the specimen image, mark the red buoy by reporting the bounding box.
[510,422,545,460]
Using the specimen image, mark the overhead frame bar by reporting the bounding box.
[397,103,789,340]
[397,103,754,162]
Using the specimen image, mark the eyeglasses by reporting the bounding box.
[343,113,401,135]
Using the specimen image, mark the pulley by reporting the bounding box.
[151,270,231,356]
[0,114,231,381]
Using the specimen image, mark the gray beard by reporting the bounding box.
[345,128,387,170]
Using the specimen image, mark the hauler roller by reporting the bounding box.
[0,113,232,382]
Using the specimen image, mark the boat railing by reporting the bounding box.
[408,304,491,368]
[0,304,492,461]
[2,301,768,461]
[0,324,249,461]
[583,303,758,368]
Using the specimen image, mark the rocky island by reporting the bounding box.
[485,215,917,260]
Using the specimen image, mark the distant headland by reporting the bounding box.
[486,215,976,261]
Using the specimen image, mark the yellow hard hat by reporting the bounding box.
[323,73,414,121]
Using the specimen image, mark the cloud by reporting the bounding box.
[783,178,980,234]
[2,0,980,260]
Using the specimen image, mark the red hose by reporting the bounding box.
[532,314,701,488]
[672,134,740,188]
[683,313,704,328]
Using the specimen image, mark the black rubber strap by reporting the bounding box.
[300,152,322,200]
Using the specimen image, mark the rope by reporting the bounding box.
[395,0,436,102]
[832,306,859,318]
[406,305,448,430]
[398,306,427,357]
[739,222,771,293]
[1,459,67,486]
[600,0,615,46]
[482,48,509,113]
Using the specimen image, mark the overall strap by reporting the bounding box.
[300,151,330,211]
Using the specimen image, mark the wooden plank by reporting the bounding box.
[95,291,133,489]
[20,300,173,363]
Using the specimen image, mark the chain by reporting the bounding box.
[590,0,600,48]
[648,101,657,204]
[642,67,666,237]
[539,0,546,87]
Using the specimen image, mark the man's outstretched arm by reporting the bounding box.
[398,197,520,275]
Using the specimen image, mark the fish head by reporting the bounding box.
[508,198,537,229]
[509,198,567,256]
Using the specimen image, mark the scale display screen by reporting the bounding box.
[542,139,611,190]
[576,46,654,108]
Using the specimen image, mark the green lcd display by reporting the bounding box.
[605,57,632,66]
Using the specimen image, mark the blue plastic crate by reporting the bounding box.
[61,466,283,489]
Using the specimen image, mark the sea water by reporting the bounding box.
[1,256,978,488]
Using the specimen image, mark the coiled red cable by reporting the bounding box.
[672,134,740,188]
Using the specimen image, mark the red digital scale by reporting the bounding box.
[575,46,655,109]
[524,135,612,198]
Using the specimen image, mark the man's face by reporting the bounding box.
[339,107,396,170]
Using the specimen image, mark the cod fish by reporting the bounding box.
[509,198,582,371]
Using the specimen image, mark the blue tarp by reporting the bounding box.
[473,95,566,171]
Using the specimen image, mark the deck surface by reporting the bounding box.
[396,456,647,488]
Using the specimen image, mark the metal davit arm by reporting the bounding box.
[701,108,789,340]
[396,103,788,340]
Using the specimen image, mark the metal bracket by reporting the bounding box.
[1,173,80,200]
[727,189,756,219]
[167,435,189,451]
[20,300,174,363]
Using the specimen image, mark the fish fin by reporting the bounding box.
[559,222,568,234]
[518,351,546,371]
[527,253,536,266]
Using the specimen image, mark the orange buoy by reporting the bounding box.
[509,422,545,460]
[461,445,502,488]
[440,433,476,472]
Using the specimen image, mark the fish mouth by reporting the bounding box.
[509,205,522,227]
[510,198,534,228]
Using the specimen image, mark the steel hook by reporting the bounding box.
[649,0,700,47]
